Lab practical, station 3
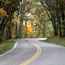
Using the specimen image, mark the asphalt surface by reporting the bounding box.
[0,38,65,65]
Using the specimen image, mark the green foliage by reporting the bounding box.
[0,0,60,41]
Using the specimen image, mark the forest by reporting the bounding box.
[0,0,65,64]
[0,0,65,42]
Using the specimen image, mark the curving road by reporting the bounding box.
[0,38,65,65]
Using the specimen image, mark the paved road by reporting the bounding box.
[0,38,65,65]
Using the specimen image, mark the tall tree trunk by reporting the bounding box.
[15,22,18,38]
[25,21,27,38]
[61,1,65,37]
[0,17,8,42]
[18,17,23,38]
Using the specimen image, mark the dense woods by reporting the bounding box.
[0,0,65,42]
[40,0,65,37]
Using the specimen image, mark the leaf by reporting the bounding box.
[0,8,8,17]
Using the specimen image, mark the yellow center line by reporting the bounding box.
[20,41,41,65]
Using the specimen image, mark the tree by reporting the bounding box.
[40,0,65,37]
[0,0,21,41]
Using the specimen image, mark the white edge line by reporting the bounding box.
[0,41,18,57]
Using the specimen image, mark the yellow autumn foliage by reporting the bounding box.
[0,8,8,17]
[24,22,34,37]
[28,0,32,3]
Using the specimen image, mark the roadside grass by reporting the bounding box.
[0,40,16,55]
[43,36,65,47]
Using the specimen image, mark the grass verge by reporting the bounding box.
[43,36,65,47]
[0,40,16,55]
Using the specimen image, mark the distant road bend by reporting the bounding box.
[0,38,65,65]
